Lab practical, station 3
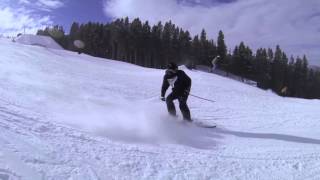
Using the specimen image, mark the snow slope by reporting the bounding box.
[15,34,63,50]
[0,38,320,180]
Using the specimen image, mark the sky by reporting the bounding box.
[0,0,319,66]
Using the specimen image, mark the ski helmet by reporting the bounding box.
[167,62,178,70]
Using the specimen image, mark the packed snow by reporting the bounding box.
[0,37,320,180]
[15,34,63,50]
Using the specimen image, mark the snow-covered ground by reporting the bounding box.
[15,34,63,50]
[1,37,320,180]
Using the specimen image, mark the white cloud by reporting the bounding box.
[18,0,31,5]
[0,7,52,36]
[103,0,320,65]
[36,0,64,11]
[0,0,64,36]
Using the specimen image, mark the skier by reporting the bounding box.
[161,62,192,121]
[210,55,220,72]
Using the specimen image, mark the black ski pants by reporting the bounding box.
[166,92,191,121]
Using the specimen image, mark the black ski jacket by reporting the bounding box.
[161,70,191,97]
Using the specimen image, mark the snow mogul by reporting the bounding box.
[161,62,192,121]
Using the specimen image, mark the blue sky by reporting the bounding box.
[0,0,319,65]
[0,0,112,34]
[52,0,112,32]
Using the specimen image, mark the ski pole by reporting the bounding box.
[189,94,216,103]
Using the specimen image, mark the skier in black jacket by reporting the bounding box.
[161,62,192,121]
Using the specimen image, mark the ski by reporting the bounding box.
[193,121,217,128]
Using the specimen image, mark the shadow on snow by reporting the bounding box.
[215,128,320,145]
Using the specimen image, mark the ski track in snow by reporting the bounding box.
[0,37,320,179]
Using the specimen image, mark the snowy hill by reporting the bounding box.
[0,38,320,180]
[15,34,63,50]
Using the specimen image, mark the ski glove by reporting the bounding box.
[184,87,191,96]
[161,96,166,101]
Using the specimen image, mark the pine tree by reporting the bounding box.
[191,35,201,66]
[256,48,270,89]
[162,21,173,67]
[69,22,80,51]
[267,48,274,61]
[69,22,80,39]
[35,19,320,99]
[271,45,286,94]
[200,29,210,66]
[150,22,163,68]
[286,56,295,96]
[293,56,303,97]
[130,18,143,65]
[141,21,151,67]
[231,45,240,75]
[179,30,192,68]
[217,30,227,67]
[172,27,180,64]
[233,42,251,79]
[301,55,309,97]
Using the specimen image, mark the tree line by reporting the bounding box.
[37,17,320,99]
